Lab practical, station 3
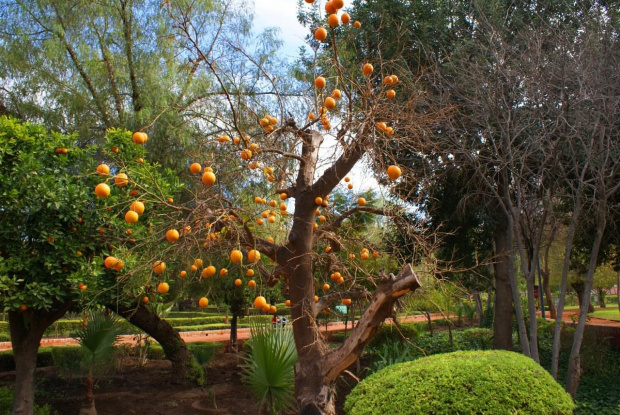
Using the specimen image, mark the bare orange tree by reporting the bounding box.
[152,1,448,412]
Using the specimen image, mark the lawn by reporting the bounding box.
[590,309,620,321]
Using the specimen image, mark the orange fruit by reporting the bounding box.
[201,171,216,186]
[347,183,353,189]
[342,298,352,305]
[268,216,276,224]
[314,27,328,41]
[132,132,148,144]
[230,249,243,263]
[313,223,318,231]
[157,282,170,294]
[269,305,277,314]
[95,183,110,198]
[153,261,166,274]
[285,299,291,307]
[190,163,202,174]
[319,215,326,223]
[202,266,216,278]
[358,197,366,206]
[322,283,330,291]
[19,304,27,311]
[137,157,144,163]
[337,276,344,284]
[167,197,173,203]
[372,251,380,258]
[324,97,336,110]
[362,63,374,76]
[328,14,339,27]
[96,164,110,176]
[198,297,209,308]
[361,252,369,260]
[179,270,187,277]
[280,193,287,200]
[111,146,119,153]
[204,166,214,172]
[314,76,326,89]
[391,74,399,83]
[308,112,316,120]
[104,256,118,269]
[248,280,256,288]
[344,176,350,182]
[386,89,396,99]
[234,279,242,287]
[166,229,180,242]
[314,295,319,303]
[125,210,139,224]
[332,0,344,8]
[387,165,402,179]
[279,203,287,211]
[254,296,267,308]
[254,196,262,204]
[142,296,149,304]
[257,218,264,225]
[341,12,350,24]
[326,246,332,252]
[325,1,336,14]
[190,265,198,272]
[266,237,274,243]
[129,189,139,197]
[217,135,230,143]
[353,21,361,28]
[219,268,228,276]
[130,201,145,215]
[315,197,323,205]
[269,200,277,207]
[241,149,253,160]
[331,89,342,99]
[305,0,314,3]
[246,269,255,277]
[114,173,129,187]
[248,249,261,263]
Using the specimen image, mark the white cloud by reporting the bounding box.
[253,0,307,59]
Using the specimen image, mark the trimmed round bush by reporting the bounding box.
[345,350,574,415]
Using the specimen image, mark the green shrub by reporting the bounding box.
[367,324,418,350]
[457,328,493,350]
[188,342,221,365]
[50,346,83,372]
[345,350,574,415]
[0,387,12,415]
[0,333,9,342]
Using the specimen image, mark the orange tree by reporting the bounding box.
[0,117,128,415]
[156,1,447,412]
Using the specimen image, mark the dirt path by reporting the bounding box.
[0,313,446,352]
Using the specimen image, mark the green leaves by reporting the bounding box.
[73,311,122,373]
[242,324,298,415]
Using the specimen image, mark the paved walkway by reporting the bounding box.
[0,313,445,352]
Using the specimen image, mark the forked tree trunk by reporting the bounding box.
[493,224,514,350]
[9,304,71,415]
[112,304,199,384]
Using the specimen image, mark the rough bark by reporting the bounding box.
[112,304,196,383]
[78,373,97,415]
[9,304,71,415]
[492,224,514,350]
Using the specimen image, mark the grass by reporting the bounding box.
[589,309,620,321]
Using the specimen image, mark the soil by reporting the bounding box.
[0,349,367,415]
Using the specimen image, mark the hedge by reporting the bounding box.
[345,350,575,415]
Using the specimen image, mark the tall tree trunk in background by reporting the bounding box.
[596,288,606,308]
[112,304,201,384]
[474,292,484,327]
[9,304,71,415]
[493,223,514,350]
[618,271,620,312]
[542,269,556,319]
[571,282,594,314]
[566,216,606,397]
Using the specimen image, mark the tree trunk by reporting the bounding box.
[542,269,556,319]
[229,313,238,353]
[493,224,514,350]
[9,305,70,415]
[426,311,433,337]
[618,271,620,313]
[474,292,484,327]
[78,372,97,415]
[112,304,200,384]
[566,216,606,397]
[296,357,336,415]
[596,288,606,308]
[571,282,594,314]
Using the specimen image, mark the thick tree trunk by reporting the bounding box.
[229,313,238,353]
[571,282,594,314]
[9,305,70,415]
[296,357,336,415]
[542,269,556,319]
[112,304,199,384]
[493,225,514,350]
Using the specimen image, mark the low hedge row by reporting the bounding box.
[0,341,223,373]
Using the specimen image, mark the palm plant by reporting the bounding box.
[73,311,122,415]
[241,323,298,415]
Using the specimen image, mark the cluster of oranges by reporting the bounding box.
[259,115,278,132]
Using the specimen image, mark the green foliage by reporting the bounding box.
[367,324,418,350]
[73,312,122,374]
[50,347,83,372]
[458,328,493,350]
[242,325,297,415]
[346,350,575,415]
[0,387,57,415]
[589,310,620,321]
